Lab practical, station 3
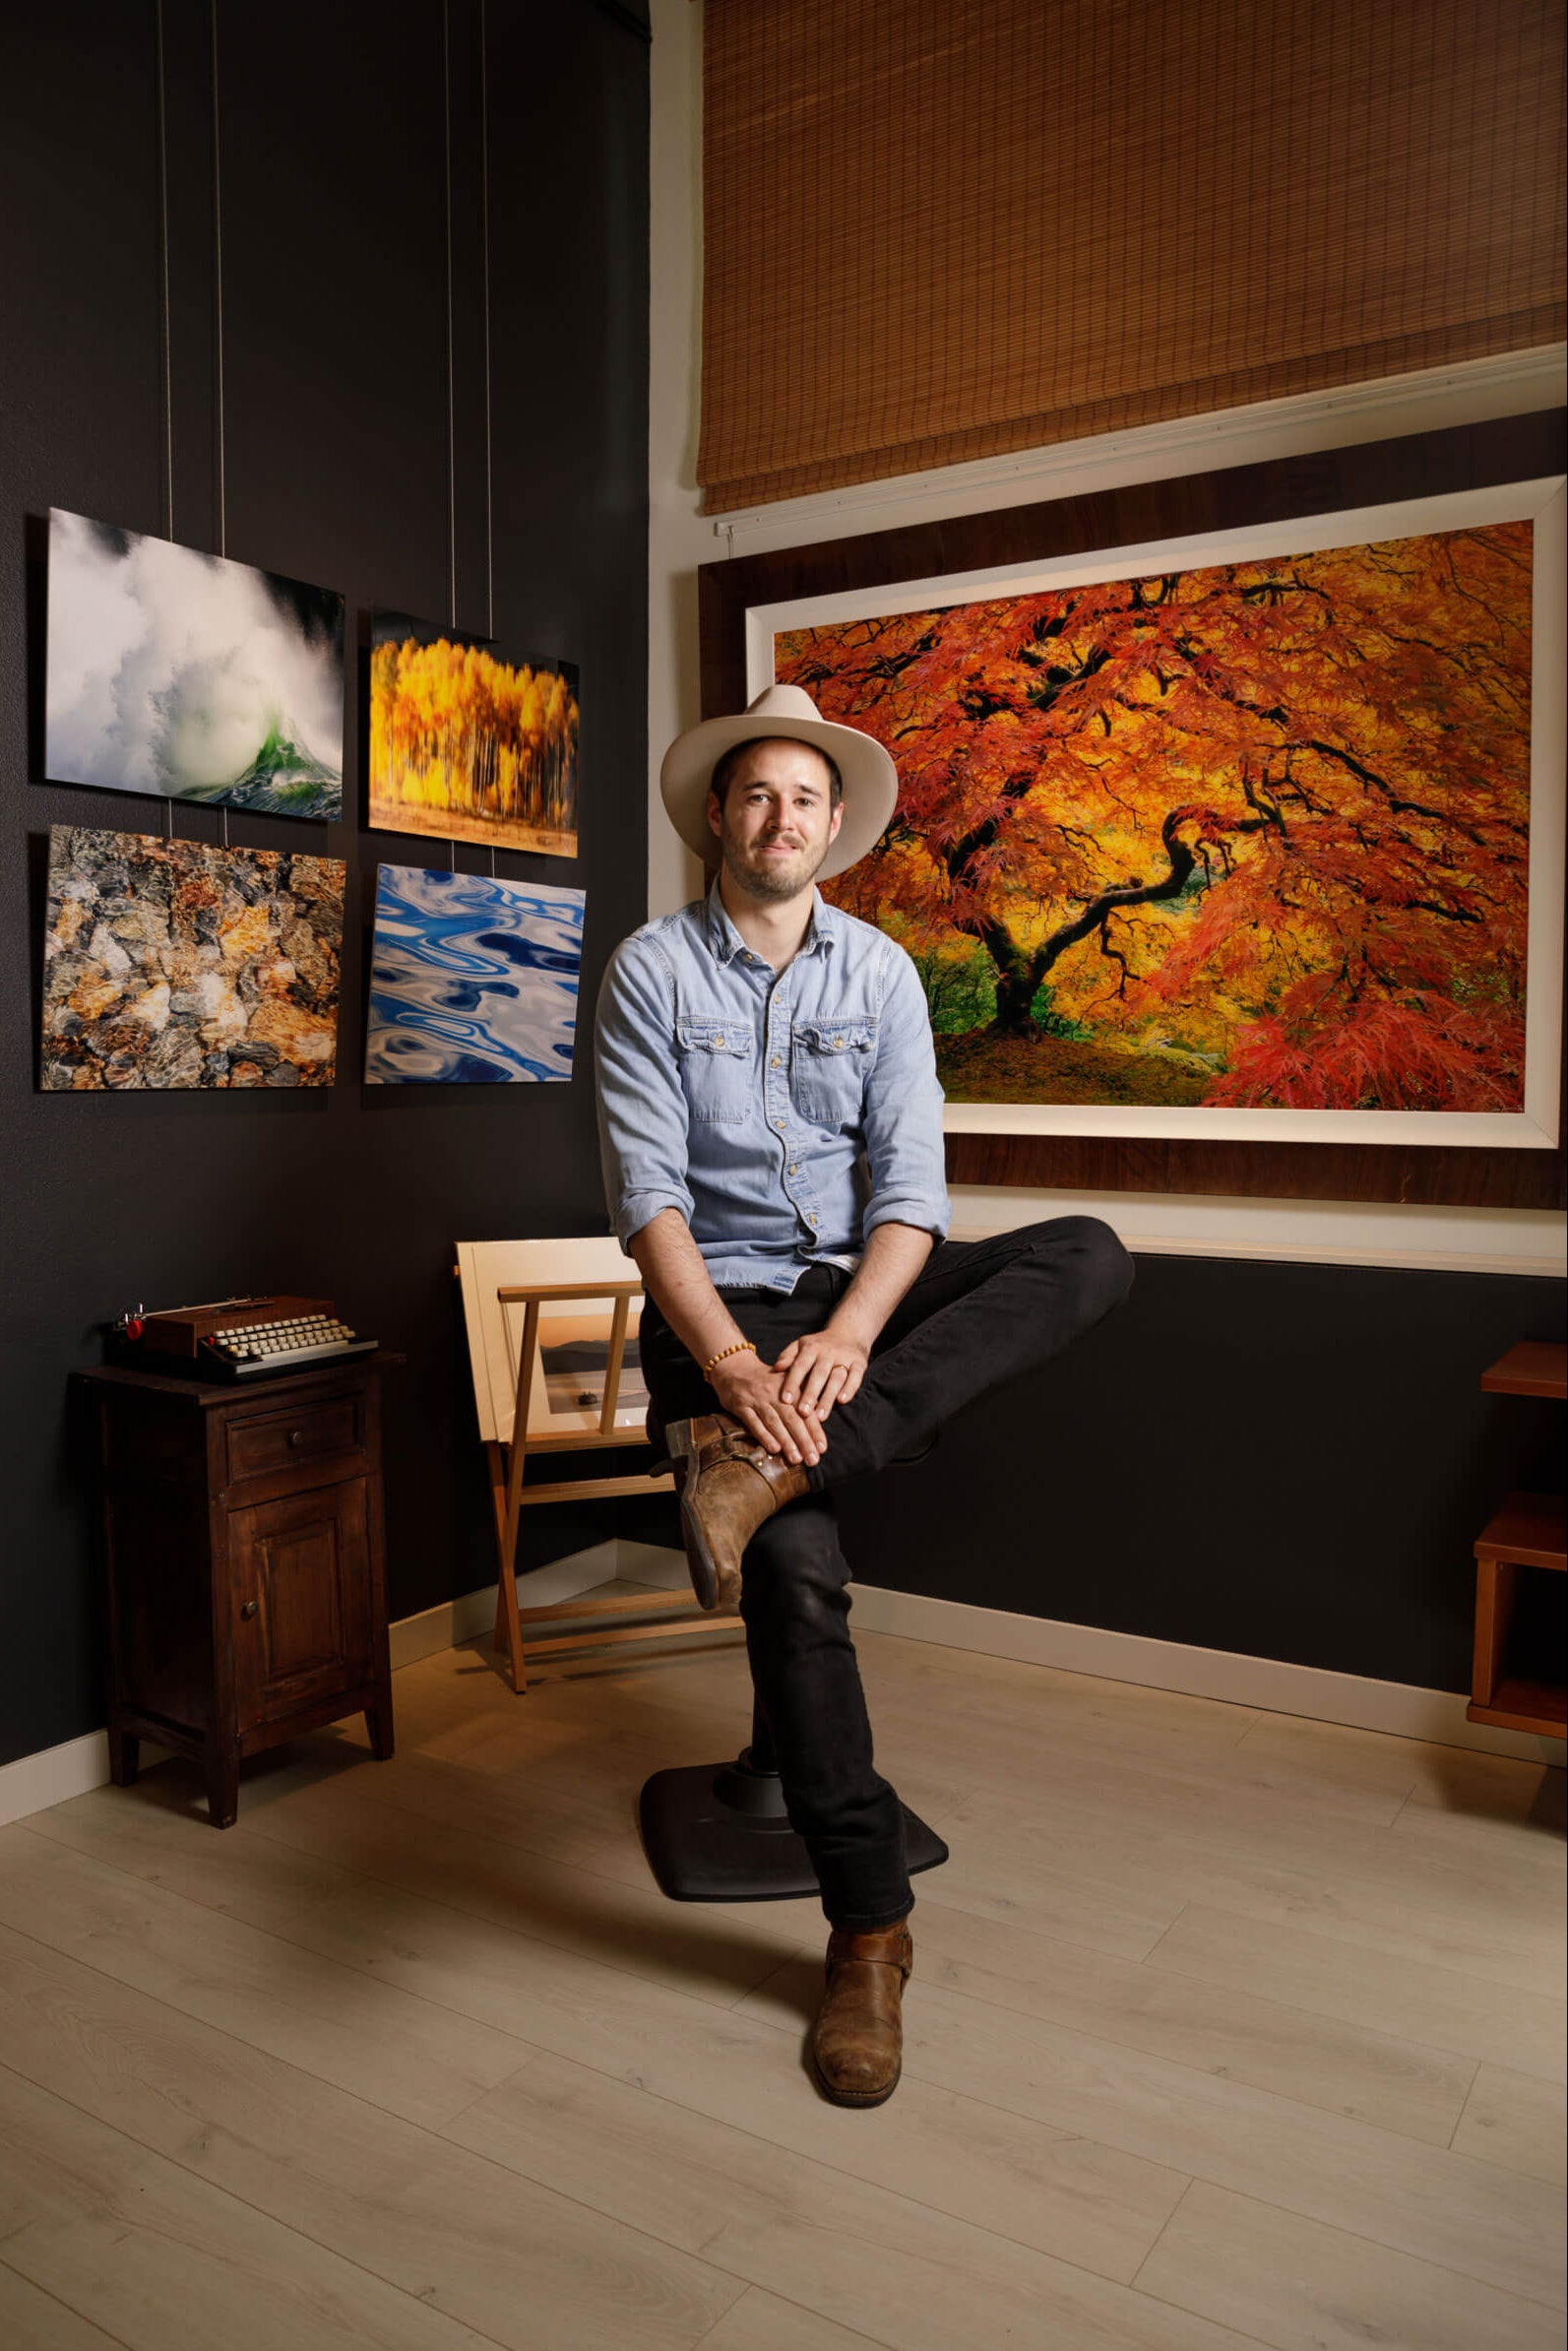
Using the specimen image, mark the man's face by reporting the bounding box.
[707,738,844,904]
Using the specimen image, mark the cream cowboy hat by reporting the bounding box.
[659,683,899,881]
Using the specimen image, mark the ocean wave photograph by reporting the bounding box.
[364,863,585,1086]
[44,509,344,820]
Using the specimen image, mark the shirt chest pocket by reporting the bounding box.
[791,1018,876,1127]
[675,1017,753,1122]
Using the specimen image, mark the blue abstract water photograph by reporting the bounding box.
[364,864,585,1086]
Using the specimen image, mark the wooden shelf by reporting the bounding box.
[1468,1680,1568,1737]
[1474,1491,1567,1570]
[1480,1341,1567,1400]
[1471,1337,1565,1746]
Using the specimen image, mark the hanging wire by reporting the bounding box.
[155,0,174,538]
[480,0,494,641]
[211,0,226,556]
[481,3,497,893]
[443,0,458,630]
[442,2,459,874]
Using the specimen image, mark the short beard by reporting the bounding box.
[720,832,826,904]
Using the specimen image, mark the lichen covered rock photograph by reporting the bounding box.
[40,826,345,1090]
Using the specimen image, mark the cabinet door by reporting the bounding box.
[230,1480,372,1731]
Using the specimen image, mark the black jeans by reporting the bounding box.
[639,1216,1134,1931]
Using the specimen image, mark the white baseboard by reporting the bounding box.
[853,1584,1568,1766]
[616,1540,694,1592]
[0,1729,134,1828]
[5,1539,1559,1829]
[621,1545,1567,1768]
[385,1538,628,1671]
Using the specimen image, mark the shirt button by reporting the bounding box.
[770,1057,781,1069]
[714,1035,725,1047]
[832,1038,844,1049]
[775,1119,785,1130]
[787,1165,798,1175]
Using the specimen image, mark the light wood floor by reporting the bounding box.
[0,1594,1563,2351]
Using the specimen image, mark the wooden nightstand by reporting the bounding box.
[76,1355,397,1825]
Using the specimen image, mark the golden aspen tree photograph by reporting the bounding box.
[369,615,579,856]
[776,522,1535,1114]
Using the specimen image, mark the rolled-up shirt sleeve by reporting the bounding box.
[861,943,950,1242]
[594,937,694,1245]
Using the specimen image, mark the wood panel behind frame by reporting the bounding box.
[698,412,1568,1207]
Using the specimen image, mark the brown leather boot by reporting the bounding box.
[810,1920,913,2108]
[664,1413,811,1612]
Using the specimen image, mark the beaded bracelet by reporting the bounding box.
[702,1339,757,1377]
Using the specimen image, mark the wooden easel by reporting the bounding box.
[456,1239,741,1692]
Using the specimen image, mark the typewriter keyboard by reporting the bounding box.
[208,1313,378,1377]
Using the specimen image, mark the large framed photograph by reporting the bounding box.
[701,413,1567,1206]
[753,481,1562,1151]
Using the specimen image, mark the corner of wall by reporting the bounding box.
[648,0,713,921]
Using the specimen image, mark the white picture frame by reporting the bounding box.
[746,476,1566,1150]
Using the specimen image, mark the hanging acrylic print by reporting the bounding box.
[368,613,579,857]
[44,509,344,819]
[363,863,585,1084]
[762,481,1565,1149]
[40,826,345,1089]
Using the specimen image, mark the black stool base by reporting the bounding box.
[638,1750,950,1904]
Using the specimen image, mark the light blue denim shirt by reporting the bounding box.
[595,890,950,1293]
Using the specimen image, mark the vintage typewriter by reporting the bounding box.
[113,1294,378,1380]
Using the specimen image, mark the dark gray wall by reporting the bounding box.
[841,1251,1564,1695]
[0,1,1558,1777]
[0,0,651,1768]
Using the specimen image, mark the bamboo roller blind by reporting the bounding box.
[698,0,1566,513]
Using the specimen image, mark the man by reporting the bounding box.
[595,682,1133,2108]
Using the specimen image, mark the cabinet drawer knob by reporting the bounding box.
[287,1430,307,1447]
[240,1600,259,1620]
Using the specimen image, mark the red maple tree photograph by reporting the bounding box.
[776,522,1534,1112]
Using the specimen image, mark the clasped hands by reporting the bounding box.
[709,1324,871,1468]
